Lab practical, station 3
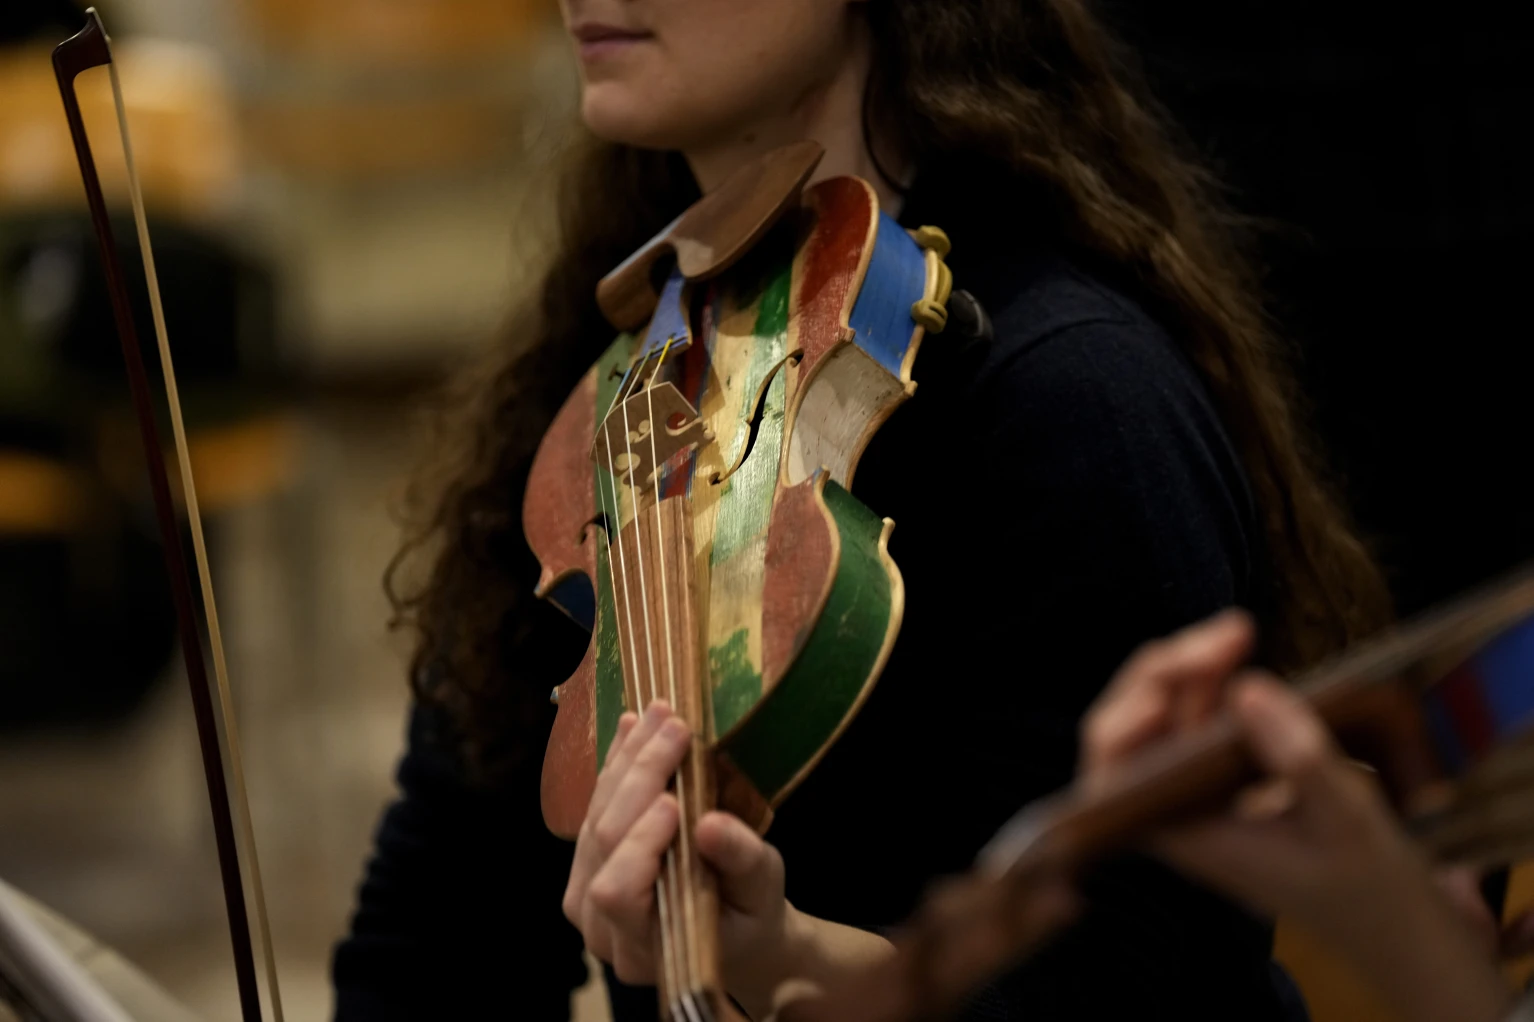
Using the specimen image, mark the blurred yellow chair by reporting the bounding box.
[0,40,239,221]
[0,413,299,541]
[0,451,85,534]
[245,0,550,63]
[94,410,302,516]
[1277,862,1534,1021]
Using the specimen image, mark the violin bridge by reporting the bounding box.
[592,382,713,496]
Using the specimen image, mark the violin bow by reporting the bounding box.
[51,10,284,1022]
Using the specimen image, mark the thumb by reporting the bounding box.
[697,810,784,915]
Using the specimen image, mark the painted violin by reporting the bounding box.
[524,141,953,1021]
[790,563,1534,1022]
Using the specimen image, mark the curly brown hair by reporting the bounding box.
[386,0,1392,775]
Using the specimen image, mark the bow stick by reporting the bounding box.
[51,11,284,1022]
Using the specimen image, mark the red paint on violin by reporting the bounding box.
[760,479,837,691]
[794,177,878,372]
[526,366,607,837]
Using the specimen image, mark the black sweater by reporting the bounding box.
[333,174,1291,1021]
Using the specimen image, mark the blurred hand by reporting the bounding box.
[1080,608,1256,781]
[562,701,794,1004]
[1080,612,1513,1022]
[1149,676,1435,945]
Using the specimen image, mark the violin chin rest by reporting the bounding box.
[596,141,824,330]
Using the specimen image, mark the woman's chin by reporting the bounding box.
[579,89,697,152]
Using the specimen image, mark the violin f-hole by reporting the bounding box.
[711,350,802,487]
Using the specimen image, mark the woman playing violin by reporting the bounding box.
[335,1,1391,1018]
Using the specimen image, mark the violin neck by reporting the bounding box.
[989,567,1534,879]
[613,494,735,1021]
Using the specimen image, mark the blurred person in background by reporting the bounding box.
[335,1,1394,1019]
[1079,611,1527,1022]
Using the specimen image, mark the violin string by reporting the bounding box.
[597,367,643,718]
[619,352,697,1019]
[601,367,684,1017]
[645,339,705,1015]
[107,57,285,1022]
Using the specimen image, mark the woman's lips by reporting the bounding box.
[571,23,653,61]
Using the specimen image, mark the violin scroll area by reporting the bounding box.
[591,381,713,494]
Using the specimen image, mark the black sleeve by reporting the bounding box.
[959,317,1284,1020]
[331,660,589,1019]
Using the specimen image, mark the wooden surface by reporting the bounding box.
[538,163,941,1019]
[759,478,837,693]
[612,497,734,1021]
[722,479,900,805]
[597,142,822,331]
[782,178,925,490]
[528,340,628,839]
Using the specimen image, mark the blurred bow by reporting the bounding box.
[51,10,283,1022]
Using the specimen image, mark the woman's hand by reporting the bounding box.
[1080,612,1513,1022]
[562,701,816,1017]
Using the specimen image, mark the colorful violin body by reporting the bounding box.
[524,142,952,1019]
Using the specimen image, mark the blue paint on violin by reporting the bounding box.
[549,572,597,632]
[848,212,929,377]
[637,269,692,363]
[1424,614,1534,770]
[1476,616,1534,728]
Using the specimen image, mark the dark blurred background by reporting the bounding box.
[1107,1,1534,617]
[0,2,1530,1020]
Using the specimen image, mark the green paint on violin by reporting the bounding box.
[720,480,896,802]
[708,235,792,735]
[708,629,763,733]
[710,285,788,564]
[593,541,624,768]
[593,334,637,766]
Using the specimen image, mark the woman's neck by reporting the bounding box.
[681,25,905,215]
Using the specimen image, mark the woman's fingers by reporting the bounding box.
[1228,677,1340,794]
[1082,609,1255,775]
[1173,613,1256,727]
[591,715,692,858]
[566,704,672,924]
[589,703,673,821]
[606,712,638,769]
[587,793,681,979]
